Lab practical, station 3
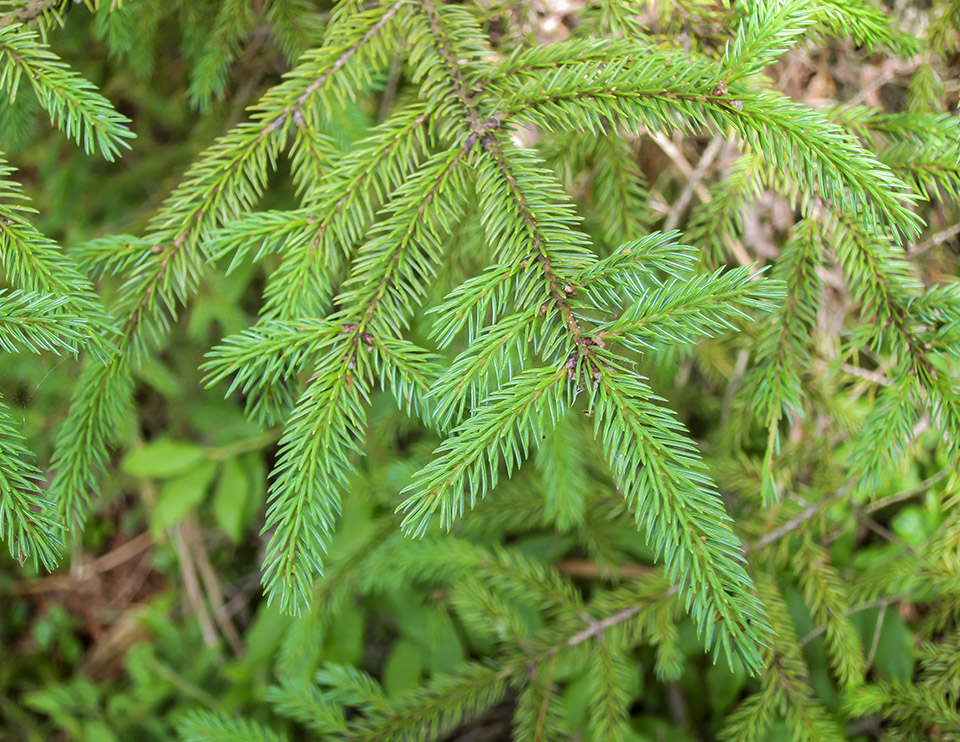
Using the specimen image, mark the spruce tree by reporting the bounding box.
[2,0,959,740]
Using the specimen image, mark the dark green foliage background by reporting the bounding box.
[0,1,959,741]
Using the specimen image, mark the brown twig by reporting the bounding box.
[554,559,652,580]
[171,524,219,648]
[910,223,960,256]
[855,505,916,556]
[798,597,899,648]
[7,531,154,595]
[566,605,641,646]
[749,489,847,553]
[865,604,887,667]
[181,515,245,656]
[649,131,713,206]
[664,133,724,232]
[0,0,63,27]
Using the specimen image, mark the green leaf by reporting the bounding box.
[871,609,915,681]
[213,456,251,543]
[122,439,207,480]
[151,460,218,534]
[707,660,746,714]
[425,609,465,674]
[382,639,423,696]
[325,601,366,666]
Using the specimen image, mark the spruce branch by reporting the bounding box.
[318,576,674,742]
[793,539,867,690]
[266,0,325,67]
[740,217,824,504]
[177,711,289,742]
[50,357,133,531]
[266,679,347,735]
[586,355,772,673]
[203,319,336,398]
[429,309,549,429]
[0,24,133,159]
[399,365,571,536]
[187,0,256,112]
[497,53,921,239]
[593,265,784,353]
[586,640,633,741]
[721,577,845,741]
[201,101,444,427]
[51,0,405,534]
[362,537,590,622]
[255,145,471,611]
[0,395,61,570]
[0,161,114,358]
[0,0,68,28]
[0,290,89,354]
[723,0,818,85]
[260,343,370,614]
[574,232,698,309]
[372,335,445,422]
[535,414,590,531]
[73,234,149,281]
[347,662,512,742]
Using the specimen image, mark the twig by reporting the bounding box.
[171,524,219,648]
[798,597,899,648]
[378,53,403,122]
[664,134,724,231]
[841,363,891,386]
[554,559,652,579]
[855,506,916,556]
[7,531,154,595]
[910,223,960,256]
[221,572,262,620]
[566,605,641,646]
[648,131,714,208]
[749,489,847,552]
[666,682,690,732]
[846,57,917,108]
[182,515,245,656]
[865,604,887,667]
[0,0,63,27]
[206,429,280,460]
[866,466,953,514]
[142,654,221,708]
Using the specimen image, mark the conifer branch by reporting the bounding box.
[0,0,66,27]
[51,0,405,533]
[586,640,633,740]
[595,266,783,353]
[498,55,921,238]
[260,344,369,614]
[400,366,570,535]
[206,102,442,424]
[0,290,88,354]
[0,395,61,570]
[257,145,471,611]
[0,24,133,159]
[0,161,114,358]
[585,354,771,672]
[740,217,824,503]
[723,0,818,85]
[793,539,867,689]
[177,710,289,742]
[11,8,956,736]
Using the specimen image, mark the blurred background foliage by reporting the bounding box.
[0,0,958,740]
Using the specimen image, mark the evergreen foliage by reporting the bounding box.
[1,0,959,740]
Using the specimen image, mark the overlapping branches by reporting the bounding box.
[36,1,960,694]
